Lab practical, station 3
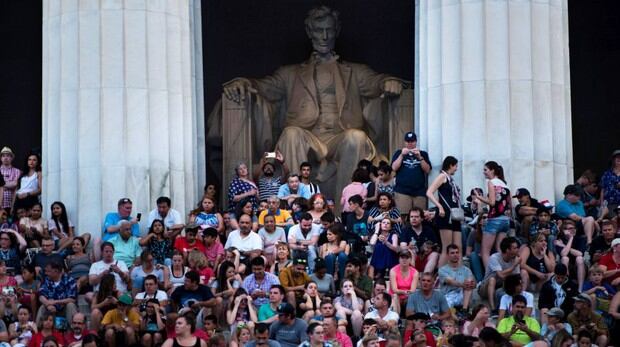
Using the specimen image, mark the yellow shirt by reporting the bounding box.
[258,209,292,225]
[101,308,141,327]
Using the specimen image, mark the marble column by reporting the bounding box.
[42,0,205,235]
[416,0,573,203]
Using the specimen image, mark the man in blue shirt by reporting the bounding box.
[102,198,141,242]
[277,174,311,207]
[557,184,598,245]
[391,132,431,215]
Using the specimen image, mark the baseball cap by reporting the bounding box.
[118,293,133,305]
[545,307,565,318]
[404,132,417,142]
[554,263,568,276]
[512,188,531,198]
[293,257,308,266]
[117,198,132,205]
[277,303,295,315]
[573,293,592,305]
[611,149,620,158]
[612,238,620,248]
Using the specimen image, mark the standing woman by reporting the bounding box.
[474,161,511,269]
[13,153,41,211]
[427,156,462,266]
[227,162,258,213]
[162,315,208,347]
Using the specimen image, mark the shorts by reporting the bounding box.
[434,209,461,231]
[478,276,502,298]
[483,216,510,234]
[394,193,426,214]
[445,290,464,308]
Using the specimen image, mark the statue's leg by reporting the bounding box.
[276,126,327,175]
[327,129,374,213]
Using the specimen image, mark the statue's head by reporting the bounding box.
[305,6,341,56]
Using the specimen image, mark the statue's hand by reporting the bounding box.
[382,79,403,97]
[223,78,256,103]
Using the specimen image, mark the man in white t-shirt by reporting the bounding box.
[224,213,263,259]
[88,241,130,293]
[287,213,321,272]
[147,196,184,236]
[364,292,399,336]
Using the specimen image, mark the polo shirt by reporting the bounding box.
[258,209,292,225]
[102,212,141,241]
[147,208,183,229]
[109,236,143,267]
[496,316,540,345]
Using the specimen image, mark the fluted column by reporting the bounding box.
[42,0,205,235]
[416,0,573,203]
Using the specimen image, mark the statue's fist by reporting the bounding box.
[383,79,403,96]
[223,78,256,103]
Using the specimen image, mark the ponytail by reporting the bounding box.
[484,161,506,184]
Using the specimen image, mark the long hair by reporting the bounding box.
[96,274,117,303]
[216,261,235,294]
[484,161,506,184]
[50,201,71,238]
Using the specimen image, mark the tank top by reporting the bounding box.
[67,254,91,279]
[487,178,510,219]
[525,247,547,281]
[173,337,201,347]
[169,266,188,288]
[437,172,460,209]
[389,264,416,300]
[16,173,38,194]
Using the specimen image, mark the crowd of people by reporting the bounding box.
[0,136,618,347]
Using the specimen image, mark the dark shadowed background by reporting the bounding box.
[0,1,616,189]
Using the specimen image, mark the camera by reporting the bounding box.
[2,286,15,296]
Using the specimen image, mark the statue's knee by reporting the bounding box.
[342,129,368,145]
[280,126,305,139]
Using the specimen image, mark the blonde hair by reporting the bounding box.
[589,264,604,275]
[188,249,208,269]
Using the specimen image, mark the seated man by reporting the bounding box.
[310,298,348,333]
[170,271,218,315]
[246,322,282,347]
[513,188,542,238]
[528,207,558,246]
[497,294,541,346]
[102,293,140,347]
[258,195,294,228]
[405,272,450,321]
[258,285,286,324]
[269,303,308,347]
[363,293,399,336]
[539,264,579,316]
[110,220,143,267]
[242,257,281,308]
[102,198,140,242]
[557,184,598,245]
[399,207,439,273]
[344,257,373,301]
[88,242,130,294]
[224,214,263,260]
[323,316,353,347]
[477,237,522,311]
[438,244,475,312]
[37,260,78,326]
[590,220,617,263]
[174,224,206,257]
[33,236,64,277]
[147,196,184,237]
[287,213,320,272]
[567,293,608,347]
[278,174,311,207]
[64,312,95,347]
[279,257,311,308]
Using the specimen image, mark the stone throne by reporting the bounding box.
[207,86,414,207]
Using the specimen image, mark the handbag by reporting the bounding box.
[439,192,465,222]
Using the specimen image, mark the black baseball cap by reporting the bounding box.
[512,188,530,198]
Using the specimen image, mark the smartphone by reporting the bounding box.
[136,213,142,221]
[265,152,276,159]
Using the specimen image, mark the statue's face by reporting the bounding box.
[307,16,338,55]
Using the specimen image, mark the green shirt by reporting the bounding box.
[497,316,540,345]
[354,275,373,300]
[258,303,277,322]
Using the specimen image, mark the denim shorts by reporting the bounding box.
[483,215,510,234]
